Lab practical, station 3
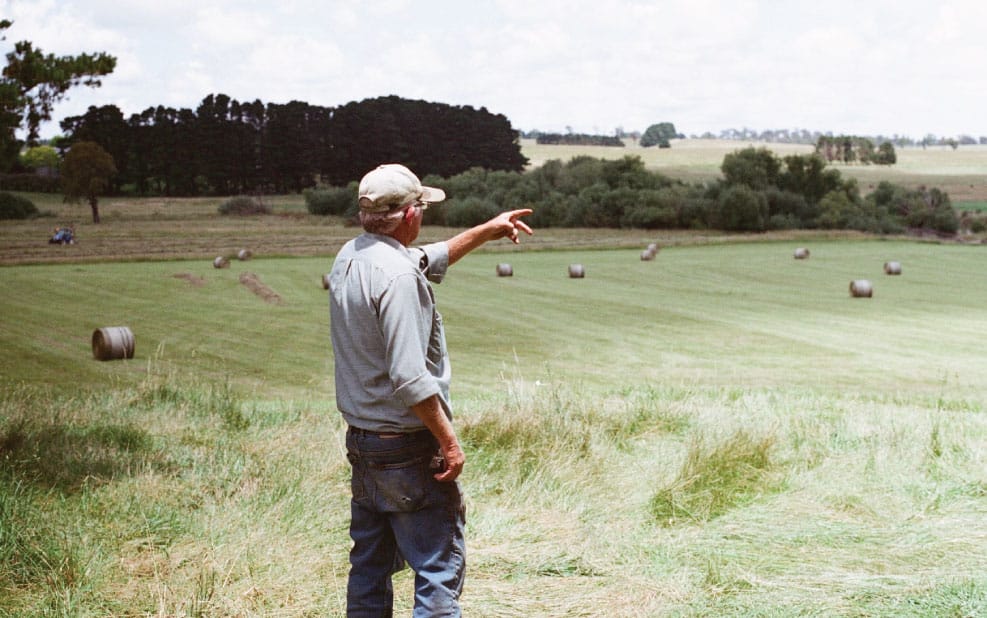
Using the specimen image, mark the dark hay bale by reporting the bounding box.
[322,273,330,290]
[794,247,810,259]
[92,326,135,361]
[850,279,873,298]
[496,263,513,277]
[884,261,901,275]
[568,264,585,278]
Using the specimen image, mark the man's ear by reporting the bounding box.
[403,206,416,222]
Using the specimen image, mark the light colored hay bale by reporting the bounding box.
[640,249,656,261]
[496,263,513,277]
[884,260,901,275]
[322,273,330,290]
[849,279,873,298]
[237,248,253,261]
[794,247,810,259]
[92,326,135,361]
[213,256,229,269]
[568,264,585,278]
[646,242,659,253]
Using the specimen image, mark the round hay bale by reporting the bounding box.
[322,273,330,290]
[496,263,513,277]
[849,279,873,298]
[646,242,659,253]
[794,247,810,259]
[237,248,253,261]
[884,260,901,275]
[568,264,585,278]
[213,256,230,269]
[640,249,656,261]
[92,326,135,361]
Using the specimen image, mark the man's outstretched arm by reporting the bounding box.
[445,208,534,266]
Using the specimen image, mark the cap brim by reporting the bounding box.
[421,186,446,203]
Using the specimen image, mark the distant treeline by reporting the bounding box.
[54,95,527,196]
[306,149,963,236]
[692,127,987,149]
[523,127,987,149]
[534,133,624,147]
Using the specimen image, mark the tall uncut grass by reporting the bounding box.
[2,239,986,615]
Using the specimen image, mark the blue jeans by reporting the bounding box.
[345,428,466,617]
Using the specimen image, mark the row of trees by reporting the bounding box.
[56,95,527,196]
[694,127,987,149]
[2,24,530,197]
[306,149,959,236]
[525,122,682,148]
[535,133,624,146]
[814,136,896,165]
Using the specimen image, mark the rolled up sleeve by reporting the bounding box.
[416,242,449,283]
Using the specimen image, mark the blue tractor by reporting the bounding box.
[49,227,75,244]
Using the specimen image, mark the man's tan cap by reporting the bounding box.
[358,163,446,213]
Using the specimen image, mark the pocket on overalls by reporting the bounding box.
[372,454,432,513]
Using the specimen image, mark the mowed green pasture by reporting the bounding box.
[2,232,985,411]
[2,240,987,615]
[2,240,983,402]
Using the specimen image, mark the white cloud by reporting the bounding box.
[6,0,986,139]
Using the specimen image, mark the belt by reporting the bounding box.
[348,426,429,439]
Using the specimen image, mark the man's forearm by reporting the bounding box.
[446,222,496,266]
[445,208,533,265]
[411,394,464,481]
[410,394,458,448]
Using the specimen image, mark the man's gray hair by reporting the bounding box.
[360,207,406,235]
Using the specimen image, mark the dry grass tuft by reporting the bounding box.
[650,429,780,526]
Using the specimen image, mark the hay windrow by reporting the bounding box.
[238,272,283,304]
[172,273,206,287]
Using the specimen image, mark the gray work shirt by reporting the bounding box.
[329,233,451,432]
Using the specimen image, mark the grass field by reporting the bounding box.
[2,240,986,615]
[2,139,986,615]
[3,138,985,268]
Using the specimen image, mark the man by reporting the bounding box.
[328,163,533,616]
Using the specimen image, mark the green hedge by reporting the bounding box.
[303,185,356,216]
[0,192,39,220]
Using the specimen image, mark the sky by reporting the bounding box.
[4,0,987,141]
